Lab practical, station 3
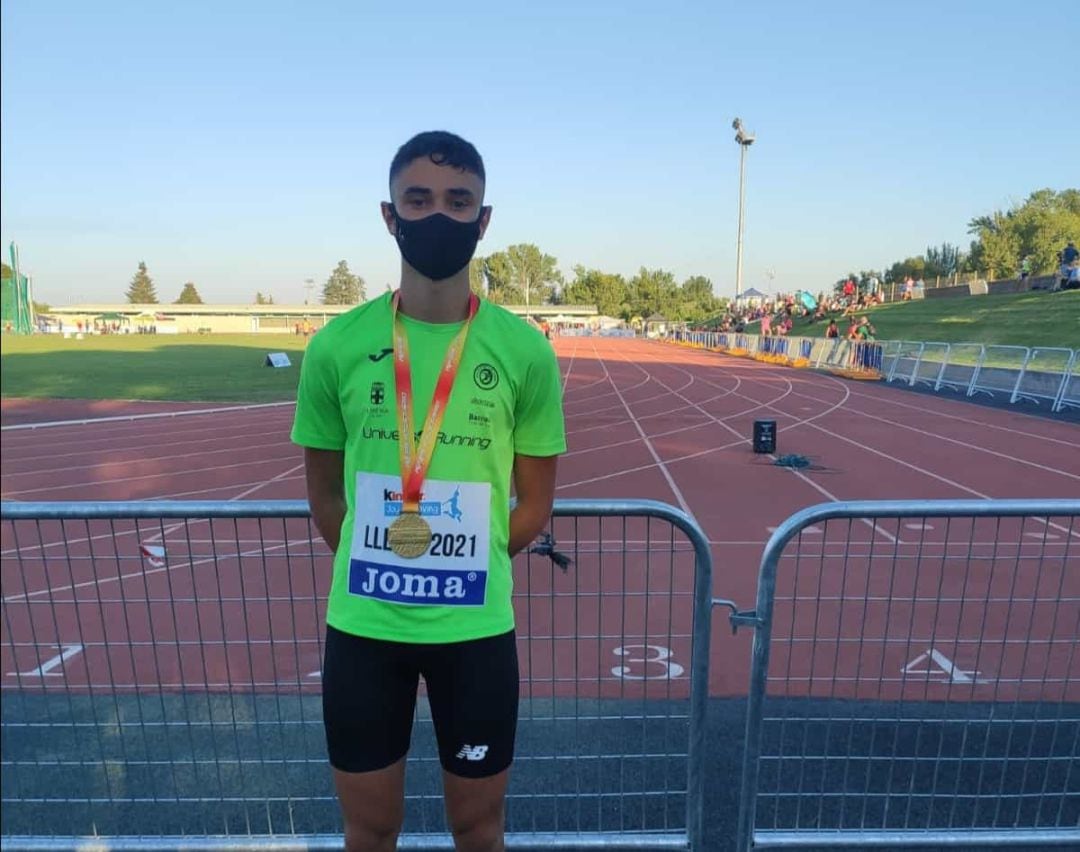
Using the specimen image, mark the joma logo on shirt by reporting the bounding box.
[357,566,468,599]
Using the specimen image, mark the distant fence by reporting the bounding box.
[665,332,1078,414]
[880,342,1077,413]
[668,330,886,381]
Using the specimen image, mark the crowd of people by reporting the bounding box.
[708,285,882,341]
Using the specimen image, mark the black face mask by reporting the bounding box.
[391,208,484,281]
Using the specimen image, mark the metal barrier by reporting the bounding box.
[909,341,950,388]
[733,499,1080,850]
[1014,348,1074,407]
[668,332,1078,412]
[1055,352,1079,413]
[969,345,1033,400]
[0,499,713,851]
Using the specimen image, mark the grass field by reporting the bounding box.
[0,334,309,402]
[791,290,1080,349]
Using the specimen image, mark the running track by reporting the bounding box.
[2,336,1078,703]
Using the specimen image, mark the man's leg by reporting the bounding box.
[442,768,511,852]
[322,626,419,851]
[423,631,519,852]
[333,761,407,852]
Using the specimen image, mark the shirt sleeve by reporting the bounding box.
[291,332,347,450]
[513,340,567,457]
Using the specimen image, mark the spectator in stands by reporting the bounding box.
[855,316,877,341]
[1064,241,1079,265]
[826,319,839,339]
[760,313,772,336]
[846,318,859,339]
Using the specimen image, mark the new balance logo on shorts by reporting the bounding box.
[456,744,488,762]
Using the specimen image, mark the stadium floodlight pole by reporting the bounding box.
[733,118,755,303]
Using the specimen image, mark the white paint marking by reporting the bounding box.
[1,401,296,432]
[901,648,989,684]
[903,522,935,531]
[611,645,684,680]
[10,644,84,677]
[591,340,692,514]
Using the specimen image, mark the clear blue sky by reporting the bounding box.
[2,0,1077,306]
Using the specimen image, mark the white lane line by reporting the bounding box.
[846,385,1080,448]
[1,439,298,480]
[1,400,296,432]
[3,536,314,603]
[667,343,1080,539]
[560,337,578,389]
[589,340,691,514]
[2,423,295,466]
[0,463,305,559]
[2,455,302,497]
[635,356,898,544]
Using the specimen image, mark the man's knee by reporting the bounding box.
[343,818,401,852]
[448,800,505,852]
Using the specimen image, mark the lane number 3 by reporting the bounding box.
[611,645,685,680]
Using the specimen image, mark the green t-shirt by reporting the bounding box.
[291,292,567,644]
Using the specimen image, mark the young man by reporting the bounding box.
[291,131,566,852]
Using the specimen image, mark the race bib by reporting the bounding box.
[349,473,491,606]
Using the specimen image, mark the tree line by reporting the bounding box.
[833,188,1079,293]
[123,260,367,306]
[468,244,724,322]
[120,252,722,322]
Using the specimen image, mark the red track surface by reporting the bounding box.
[2,337,1078,702]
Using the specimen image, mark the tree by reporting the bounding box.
[175,282,203,304]
[469,258,486,297]
[254,292,269,305]
[923,243,965,279]
[322,260,365,305]
[483,244,562,306]
[563,266,630,317]
[125,262,158,303]
[677,275,721,322]
[967,189,1080,278]
[627,267,679,319]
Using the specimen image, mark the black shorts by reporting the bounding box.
[321,624,519,778]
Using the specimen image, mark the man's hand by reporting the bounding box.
[508,454,559,556]
[303,447,346,554]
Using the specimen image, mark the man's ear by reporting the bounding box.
[477,205,493,240]
[381,202,397,236]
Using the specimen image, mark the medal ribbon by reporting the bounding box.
[391,290,480,512]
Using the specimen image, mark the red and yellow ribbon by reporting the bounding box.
[391,291,480,512]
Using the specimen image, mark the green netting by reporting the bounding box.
[0,272,33,334]
[2,244,34,335]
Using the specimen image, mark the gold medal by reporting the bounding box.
[387,511,432,559]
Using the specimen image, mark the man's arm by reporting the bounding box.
[508,454,559,556]
[304,447,347,554]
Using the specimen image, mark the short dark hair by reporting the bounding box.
[389,131,485,188]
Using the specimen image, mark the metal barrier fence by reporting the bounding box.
[668,333,1078,413]
[0,499,713,851]
[881,342,1077,412]
[667,331,885,379]
[733,499,1080,850]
